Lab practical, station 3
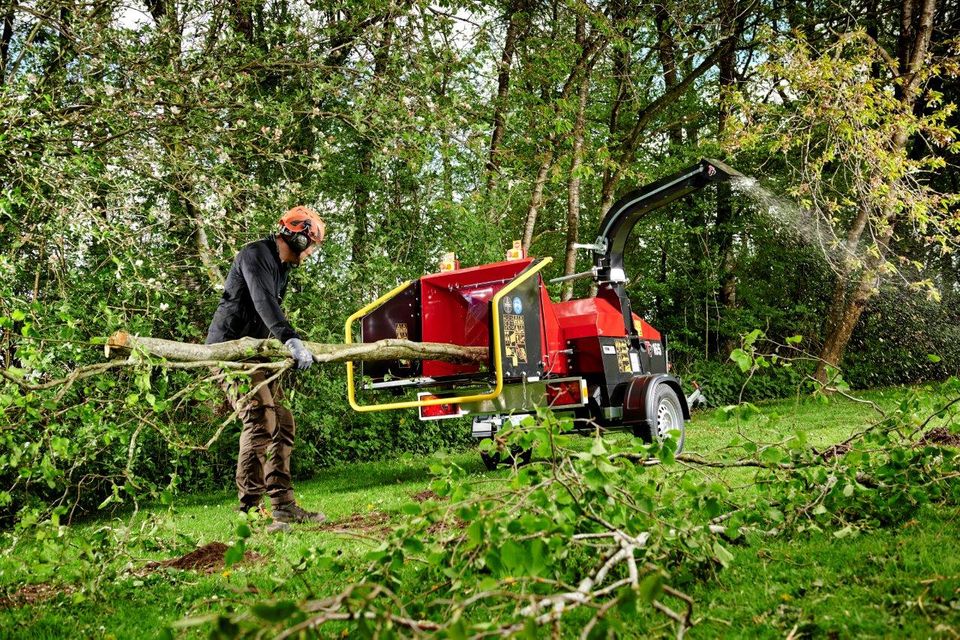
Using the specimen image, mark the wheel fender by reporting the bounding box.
[623,374,690,430]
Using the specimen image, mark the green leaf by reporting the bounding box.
[501,540,523,572]
[170,614,219,629]
[402,537,425,554]
[224,542,245,567]
[637,573,664,602]
[589,437,607,456]
[786,334,803,345]
[713,541,734,568]
[484,549,503,575]
[730,348,752,372]
[251,600,298,622]
[466,520,484,548]
[522,618,538,639]
[760,447,784,464]
[528,538,547,576]
[447,619,468,640]
[833,525,856,539]
[927,354,942,363]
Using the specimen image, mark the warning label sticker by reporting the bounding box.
[503,313,527,366]
[614,339,632,374]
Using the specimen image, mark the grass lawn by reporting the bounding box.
[1,386,958,638]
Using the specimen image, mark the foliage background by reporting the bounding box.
[0,0,958,517]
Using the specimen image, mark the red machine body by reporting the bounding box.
[359,255,672,420]
[361,260,669,377]
[353,159,741,462]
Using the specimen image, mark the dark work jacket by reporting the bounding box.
[205,236,300,345]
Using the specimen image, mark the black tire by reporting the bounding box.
[632,383,686,452]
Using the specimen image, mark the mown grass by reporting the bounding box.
[1,385,957,639]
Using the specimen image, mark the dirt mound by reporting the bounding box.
[918,427,960,447]
[411,490,444,502]
[0,582,72,609]
[145,542,263,574]
[315,511,391,535]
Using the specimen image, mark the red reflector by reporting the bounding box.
[419,394,461,420]
[546,380,584,407]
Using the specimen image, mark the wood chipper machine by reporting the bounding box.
[344,159,742,468]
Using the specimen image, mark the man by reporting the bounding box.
[206,205,327,526]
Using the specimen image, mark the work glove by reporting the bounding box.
[284,338,314,370]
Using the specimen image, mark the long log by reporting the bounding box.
[105,332,488,365]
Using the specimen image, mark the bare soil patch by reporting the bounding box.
[144,542,263,574]
[426,516,466,535]
[919,427,960,447]
[314,511,392,536]
[818,442,852,461]
[0,582,73,609]
[411,489,445,502]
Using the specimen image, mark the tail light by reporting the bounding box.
[418,393,463,420]
[545,379,587,408]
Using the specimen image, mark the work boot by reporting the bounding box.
[271,502,327,524]
[266,521,292,534]
[236,501,266,516]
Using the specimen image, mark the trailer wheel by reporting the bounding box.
[624,377,686,453]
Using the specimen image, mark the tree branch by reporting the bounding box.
[104,332,488,365]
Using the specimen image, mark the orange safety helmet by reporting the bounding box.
[278,206,325,251]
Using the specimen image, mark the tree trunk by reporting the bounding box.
[520,30,606,254]
[653,4,683,148]
[817,270,875,382]
[486,0,527,194]
[0,2,14,85]
[655,237,668,321]
[714,0,740,355]
[607,42,630,138]
[229,0,255,42]
[521,150,555,254]
[168,138,224,289]
[599,43,728,214]
[814,0,936,383]
[352,14,394,265]
[562,42,590,301]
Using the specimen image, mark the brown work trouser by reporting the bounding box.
[222,369,296,509]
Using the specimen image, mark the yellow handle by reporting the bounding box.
[345,257,553,413]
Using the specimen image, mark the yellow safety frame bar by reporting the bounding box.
[345,257,553,412]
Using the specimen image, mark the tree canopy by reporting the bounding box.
[0,0,957,509]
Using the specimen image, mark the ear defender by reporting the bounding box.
[287,229,311,252]
[278,207,324,253]
[293,232,310,251]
